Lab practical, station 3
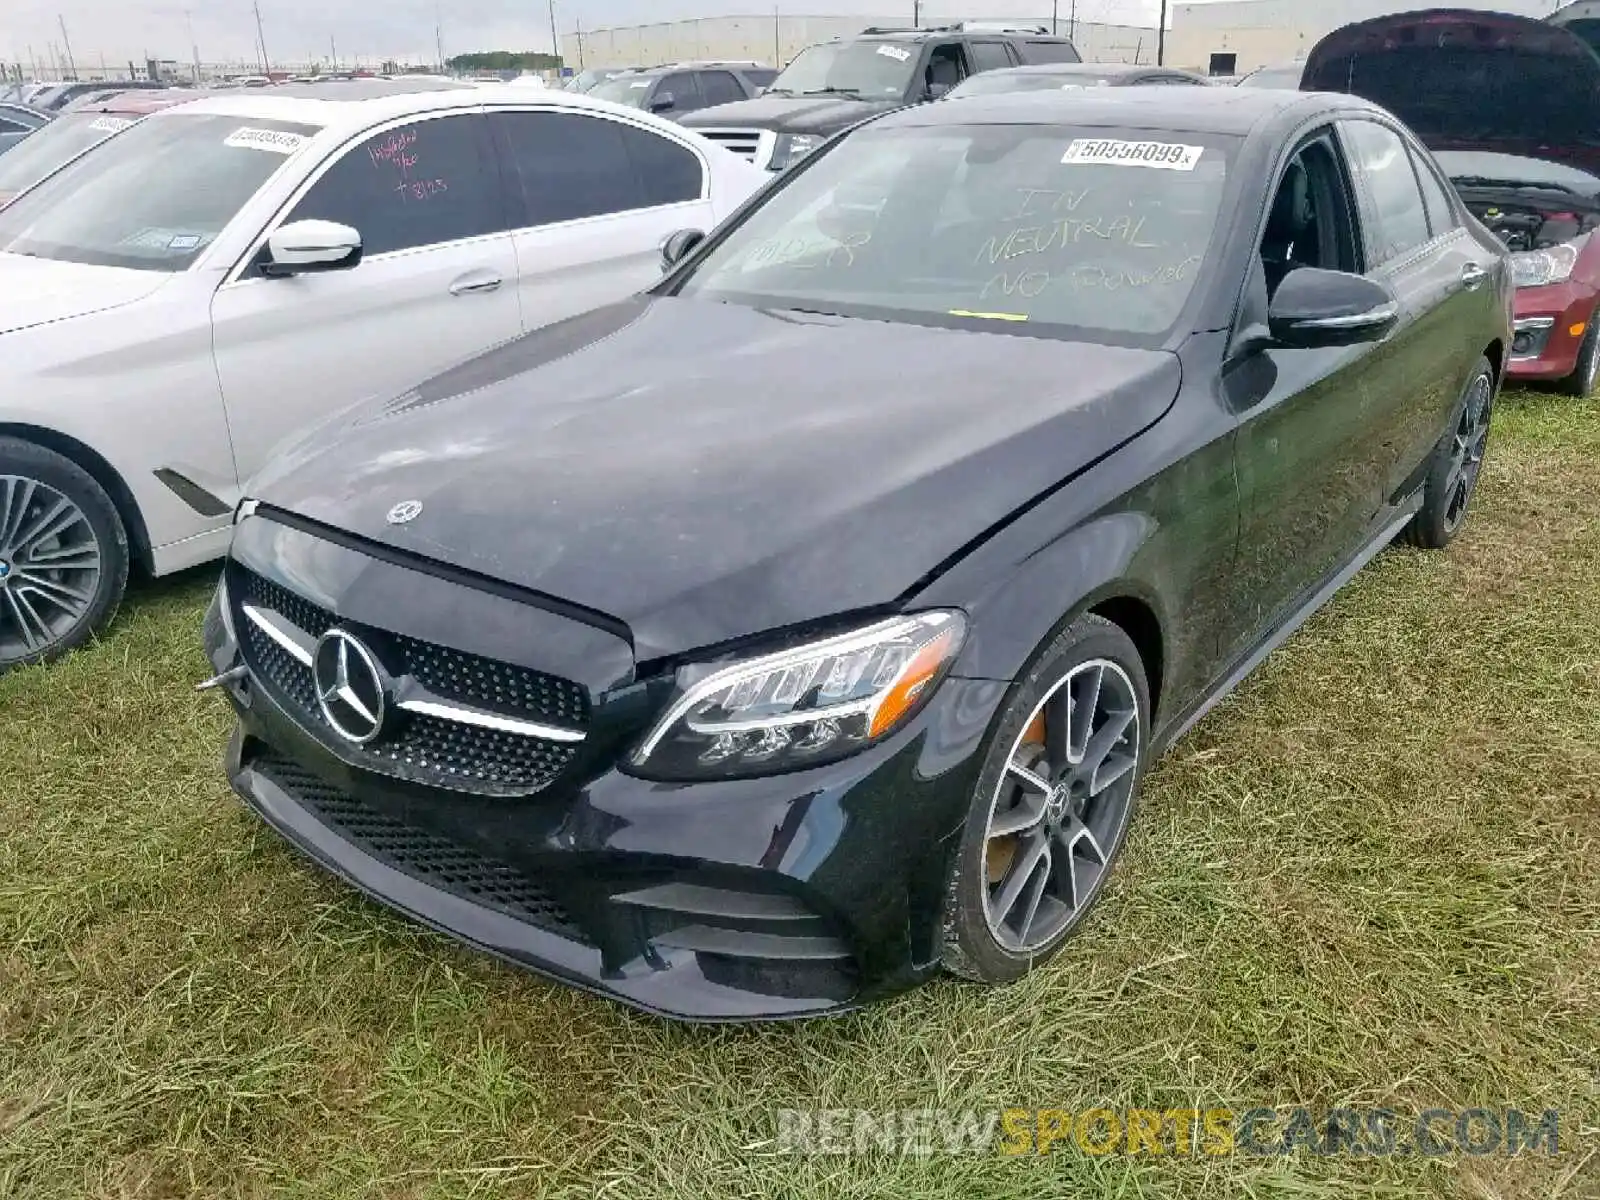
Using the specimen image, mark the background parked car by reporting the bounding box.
[0,79,765,671]
[0,102,50,156]
[1236,62,1305,89]
[587,63,776,120]
[0,89,194,207]
[563,68,644,94]
[1303,8,1600,393]
[679,21,1081,171]
[945,62,1210,98]
[28,79,175,112]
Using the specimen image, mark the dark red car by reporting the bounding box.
[1305,8,1600,394]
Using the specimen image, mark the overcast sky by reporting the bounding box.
[3,0,1183,69]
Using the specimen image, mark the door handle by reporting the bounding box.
[449,273,503,296]
[1461,263,1488,291]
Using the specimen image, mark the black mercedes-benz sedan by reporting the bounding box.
[202,88,1512,1021]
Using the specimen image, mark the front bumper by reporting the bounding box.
[1508,281,1598,380]
[205,556,1006,1022]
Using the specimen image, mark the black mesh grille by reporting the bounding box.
[231,566,589,796]
[255,752,592,944]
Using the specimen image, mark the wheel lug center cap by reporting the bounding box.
[1045,783,1071,825]
[0,558,11,587]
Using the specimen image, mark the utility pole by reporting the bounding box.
[434,3,444,71]
[1157,0,1168,65]
[1070,0,1077,42]
[28,45,38,80]
[57,15,78,79]
[548,0,559,67]
[329,33,337,69]
[576,19,585,68]
[1051,0,1057,35]
[912,0,920,28]
[184,9,201,84]
[253,0,269,73]
[774,5,781,68]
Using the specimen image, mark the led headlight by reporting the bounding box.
[631,611,966,780]
[1511,238,1584,289]
[770,133,824,171]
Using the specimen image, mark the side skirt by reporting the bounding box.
[1153,493,1424,757]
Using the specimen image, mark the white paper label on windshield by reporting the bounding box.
[224,127,308,154]
[629,81,651,88]
[88,116,132,133]
[1062,138,1204,170]
[876,45,912,62]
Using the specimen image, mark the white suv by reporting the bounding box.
[0,80,765,670]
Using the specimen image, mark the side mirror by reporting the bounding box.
[1267,267,1399,349]
[649,92,676,113]
[261,219,362,277]
[925,81,953,101]
[661,228,706,271]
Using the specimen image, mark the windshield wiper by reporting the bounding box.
[1450,175,1584,196]
[762,87,796,96]
[799,86,863,97]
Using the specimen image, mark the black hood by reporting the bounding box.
[680,93,905,136]
[250,299,1180,662]
[1303,9,1600,172]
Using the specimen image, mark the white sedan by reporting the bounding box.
[0,79,765,670]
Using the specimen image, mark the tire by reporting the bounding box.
[941,614,1150,984]
[0,438,129,674]
[1563,319,1600,398]
[1401,357,1495,551]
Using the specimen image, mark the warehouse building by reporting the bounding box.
[561,11,1163,71]
[1166,0,1570,75]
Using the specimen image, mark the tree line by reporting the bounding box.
[446,51,563,72]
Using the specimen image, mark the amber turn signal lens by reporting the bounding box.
[868,627,960,739]
[1571,323,1587,338]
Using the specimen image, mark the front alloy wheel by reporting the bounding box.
[943,615,1149,983]
[1403,357,1495,551]
[0,439,129,673]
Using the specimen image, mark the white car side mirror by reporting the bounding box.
[262,219,362,277]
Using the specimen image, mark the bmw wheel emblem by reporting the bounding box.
[312,629,389,745]
[387,500,424,525]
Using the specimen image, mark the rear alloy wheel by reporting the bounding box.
[1402,358,1494,551]
[1564,319,1600,397]
[942,615,1148,983]
[0,439,129,673]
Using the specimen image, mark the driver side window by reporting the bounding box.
[925,44,969,95]
[1259,134,1359,299]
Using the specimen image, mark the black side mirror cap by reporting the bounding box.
[661,228,706,272]
[1267,267,1400,350]
[649,92,676,112]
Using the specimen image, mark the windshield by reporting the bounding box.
[674,123,1233,344]
[769,41,918,98]
[0,112,136,206]
[1239,65,1303,89]
[951,72,1114,97]
[0,113,321,270]
[589,76,654,107]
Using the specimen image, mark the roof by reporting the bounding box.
[146,80,643,132]
[883,84,1373,135]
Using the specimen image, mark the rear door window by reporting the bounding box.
[1021,39,1082,64]
[1340,119,1432,266]
[968,42,1015,72]
[699,70,746,107]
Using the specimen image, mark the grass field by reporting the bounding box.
[2,387,1597,1199]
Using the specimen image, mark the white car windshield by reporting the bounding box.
[0,112,322,271]
[674,123,1233,344]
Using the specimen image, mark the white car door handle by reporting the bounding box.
[1461,263,1488,291]
[449,272,503,296]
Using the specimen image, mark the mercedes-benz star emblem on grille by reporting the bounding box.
[312,630,389,745]
[387,500,424,525]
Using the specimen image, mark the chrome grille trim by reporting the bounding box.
[245,598,587,746]
[242,602,313,666]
